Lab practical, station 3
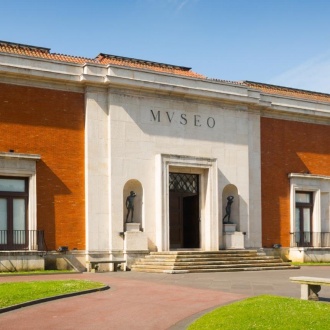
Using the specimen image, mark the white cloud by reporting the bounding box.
[167,0,199,13]
[176,0,189,12]
[268,51,330,94]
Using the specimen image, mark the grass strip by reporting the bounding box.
[188,295,330,330]
[292,262,330,266]
[0,280,105,308]
[0,270,78,276]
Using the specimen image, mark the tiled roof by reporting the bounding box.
[1,41,330,102]
[0,40,96,64]
[0,40,204,78]
[96,53,205,78]
[244,81,330,103]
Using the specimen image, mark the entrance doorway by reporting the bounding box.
[169,173,200,249]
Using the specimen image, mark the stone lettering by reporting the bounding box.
[194,115,201,127]
[166,111,175,123]
[150,110,215,128]
[150,109,160,122]
[207,117,215,128]
[180,113,187,125]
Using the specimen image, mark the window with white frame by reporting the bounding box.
[289,173,330,248]
[294,191,313,247]
[0,152,40,250]
[0,177,29,248]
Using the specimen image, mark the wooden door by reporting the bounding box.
[169,172,200,249]
[169,192,200,249]
[169,192,183,249]
[183,195,200,248]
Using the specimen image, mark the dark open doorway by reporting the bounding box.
[169,173,200,249]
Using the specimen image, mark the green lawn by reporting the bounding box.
[0,280,105,308]
[292,262,330,266]
[188,295,330,330]
[0,270,77,275]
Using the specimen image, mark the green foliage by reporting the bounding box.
[188,295,330,330]
[292,262,330,266]
[0,280,104,308]
[0,270,76,275]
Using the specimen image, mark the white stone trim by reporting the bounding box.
[289,173,330,181]
[1,51,330,123]
[0,152,41,250]
[0,152,40,161]
[156,154,218,251]
[84,87,110,253]
[289,173,330,246]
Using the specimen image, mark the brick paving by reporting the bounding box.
[0,266,329,330]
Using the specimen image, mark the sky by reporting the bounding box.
[1,0,330,93]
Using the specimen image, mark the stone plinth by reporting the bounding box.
[224,231,245,249]
[125,222,140,232]
[124,226,148,251]
[223,223,237,233]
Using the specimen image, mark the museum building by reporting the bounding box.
[0,40,329,271]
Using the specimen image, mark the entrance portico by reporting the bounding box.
[85,64,262,262]
[169,172,200,249]
[155,154,219,252]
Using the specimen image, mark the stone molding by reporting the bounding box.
[1,52,330,123]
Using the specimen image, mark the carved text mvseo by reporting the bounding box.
[150,110,215,128]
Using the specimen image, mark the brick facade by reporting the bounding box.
[1,41,330,267]
[261,117,330,247]
[0,83,85,250]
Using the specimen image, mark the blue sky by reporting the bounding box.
[1,0,330,93]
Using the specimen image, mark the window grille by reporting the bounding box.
[169,173,198,194]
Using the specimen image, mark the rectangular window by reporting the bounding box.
[295,191,313,247]
[0,177,28,249]
[0,178,26,192]
[0,198,8,244]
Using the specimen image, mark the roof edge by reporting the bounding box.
[244,80,330,97]
[97,53,192,71]
[0,40,50,53]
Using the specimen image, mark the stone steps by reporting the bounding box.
[135,259,284,266]
[132,265,297,274]
[131,250,299,273]
[133,261,291,270]
[143,256,276,262]
[149,250,259,256]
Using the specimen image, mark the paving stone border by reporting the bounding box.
[0,285,110,314]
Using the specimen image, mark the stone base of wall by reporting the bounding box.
[3,250,152,272]
[263,247,330,263]
[45,251,87,272]
[263,247,291,261]
[289,247,330,263]
[124,250,150,270]
[0,252,45,271]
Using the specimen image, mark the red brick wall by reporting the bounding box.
[261,117,330,247]
[0,82,85,250]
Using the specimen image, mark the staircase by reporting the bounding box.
[131,250,299,273]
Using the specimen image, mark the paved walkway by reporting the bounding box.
[0,266,330,330]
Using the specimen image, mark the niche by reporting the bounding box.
[123,179,143,228]
[222,184,239,226]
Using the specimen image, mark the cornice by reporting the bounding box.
[288,173,330,181]
[0,52,330,122]
[0,152,41,161]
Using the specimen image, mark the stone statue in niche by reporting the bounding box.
[125,191,136,223]
[222,195,234,224]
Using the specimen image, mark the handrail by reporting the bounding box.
[290,232,330,248]
[0,230,46,251]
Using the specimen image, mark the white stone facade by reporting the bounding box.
[83,74,263,256]
[1,46,330,267]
